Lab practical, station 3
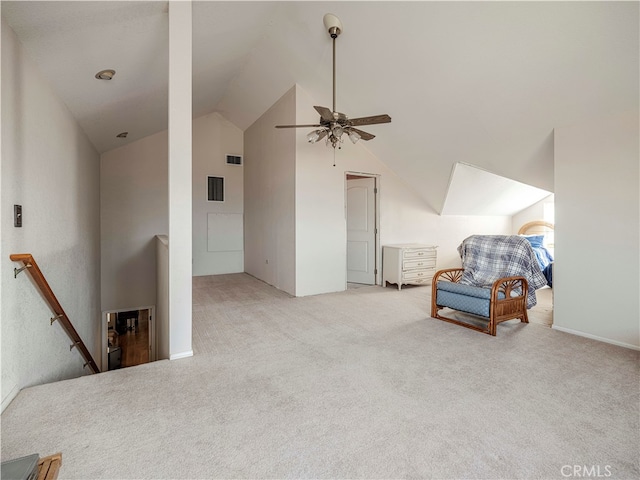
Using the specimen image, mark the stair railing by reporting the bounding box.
[10,253,100,374]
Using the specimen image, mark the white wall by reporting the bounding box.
[192,112,244,276]
[168,0,193,360]
[294,85,348,296]
[245,85,511,298]
[244,86,297,295]
[101,113,243,311]
[294,86,513,295]
[435,216,513,268]
[512,194,555,233]
[1,18,101,409]
[155,235,170,360]
[101,130,169,311]
[554,111,639,349]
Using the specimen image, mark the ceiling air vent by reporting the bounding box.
[226,154,242,166]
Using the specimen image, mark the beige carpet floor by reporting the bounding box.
[528,286,554,327]
[1,274,638,479]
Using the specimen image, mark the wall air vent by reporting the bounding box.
[226,154,242,166]
[207,176,224,202]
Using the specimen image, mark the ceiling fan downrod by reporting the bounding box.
[274,13,391,156]
[333,36,336,114]
[324,13,342,114]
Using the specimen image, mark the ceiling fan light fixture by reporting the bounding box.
[332,125,344,138]
[323,13,343,38]
[307,130,321,144]
[348,130,361,144]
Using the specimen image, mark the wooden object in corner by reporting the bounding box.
[38,453,62,480]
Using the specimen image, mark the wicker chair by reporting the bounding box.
[431,268,529,336]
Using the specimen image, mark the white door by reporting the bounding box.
[346,176,376,284]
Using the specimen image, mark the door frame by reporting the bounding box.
[345,172,381,286]
[101,305,156,372]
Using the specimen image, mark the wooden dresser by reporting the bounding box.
[383,244,437,290]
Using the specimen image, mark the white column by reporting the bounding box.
[168,0,193,360]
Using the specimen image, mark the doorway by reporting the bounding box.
[102,306,156,371]
[346,173,379,286]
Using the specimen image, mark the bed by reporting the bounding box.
[518,221,554,287]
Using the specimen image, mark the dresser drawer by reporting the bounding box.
[403,269,433,281]
[403,249,436,260]
[403,258,436,270]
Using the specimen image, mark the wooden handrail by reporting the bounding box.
[10,253,100,374]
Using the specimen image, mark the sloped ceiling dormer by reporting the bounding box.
[441,163,552,216]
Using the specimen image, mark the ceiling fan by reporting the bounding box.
[275,13,391,150]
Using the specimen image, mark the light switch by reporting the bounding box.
[14,205,22,227]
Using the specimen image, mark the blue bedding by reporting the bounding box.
[542,263,553,287]
[522,235,553,287]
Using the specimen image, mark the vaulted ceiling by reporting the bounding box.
[2,1,638,213]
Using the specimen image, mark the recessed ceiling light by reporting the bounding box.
[95,69,116,80]
[116,132,128,138]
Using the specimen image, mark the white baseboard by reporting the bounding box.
[170,350,194,360]
[1,384,20,414]
[552,325,640,351]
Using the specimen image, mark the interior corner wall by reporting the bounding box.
[554,111,639,349]
[512,194,555,234]
[435,215,512,267]
[192,112,244,276]
[244,86,297,295]
[293,85,512,296]
[245,84,518,298]
[1,17,101,409]
[101,113,243,312]
[100,130,169,312]
[294,85,348,296]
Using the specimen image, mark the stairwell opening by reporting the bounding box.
[102,307,156,371]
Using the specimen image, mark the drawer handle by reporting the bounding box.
[417,252,424,256]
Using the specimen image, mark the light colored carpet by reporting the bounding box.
[528,286,554,327]
[2,274,638,479]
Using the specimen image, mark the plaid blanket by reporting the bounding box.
[457,235,547,308]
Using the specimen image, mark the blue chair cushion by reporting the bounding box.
[436,281,506,318]
[437,281,494,299]
[437,290,491,317]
